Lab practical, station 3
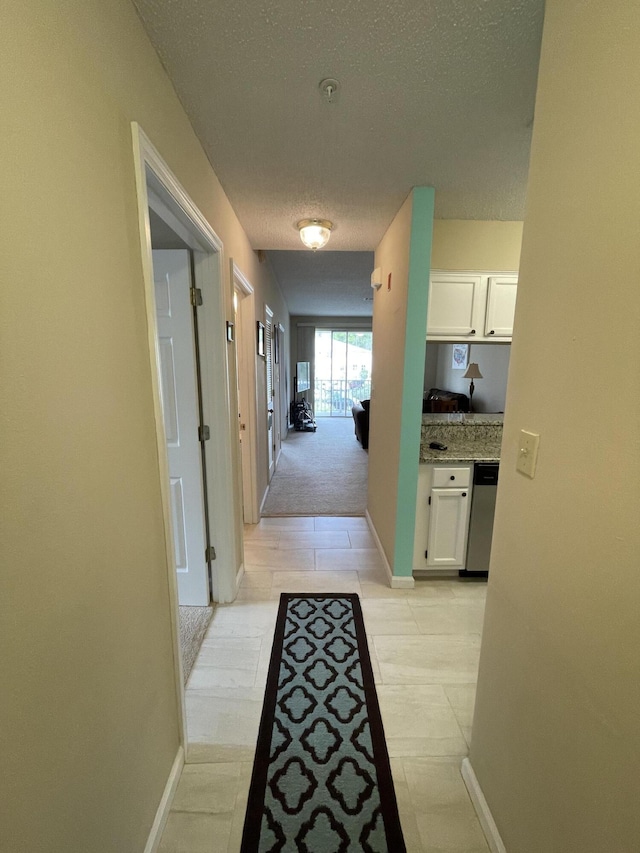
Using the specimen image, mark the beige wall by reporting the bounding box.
[469,1,640,850]
[431,220,523,271]
[0,0,286,849]
[367,195,414,563]
[372,216,520,566]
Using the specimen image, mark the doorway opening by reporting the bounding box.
[132,123,241,757]
[313,329,373,417]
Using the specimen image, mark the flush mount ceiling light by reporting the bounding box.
[297,219,333,251]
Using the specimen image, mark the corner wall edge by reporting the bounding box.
[366,510,415,589]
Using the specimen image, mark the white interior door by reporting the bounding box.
[153,249,210,605]
[232,265,259,523]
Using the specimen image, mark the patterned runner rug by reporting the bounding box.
[241,594,405,852]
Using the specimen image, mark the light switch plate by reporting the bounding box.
[517,430,540,478]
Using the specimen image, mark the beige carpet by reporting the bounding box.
[261,416,368,516]
[179,605,213,685]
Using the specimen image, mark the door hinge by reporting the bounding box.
[198,425,210,441]
[425,550,428,559]
[205,545,217,562]
[428,496,431,505]
[190,287,203,307]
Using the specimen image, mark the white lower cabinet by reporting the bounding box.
[427,488,470,567]
[413,464,473,572]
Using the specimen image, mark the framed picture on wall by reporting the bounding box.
[256,321,265,357]
[452,343,469,370]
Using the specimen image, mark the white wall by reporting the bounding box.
[424,343,511,412]
[290,316,373,365]
[289,316,373,415]
[469,1,640,850]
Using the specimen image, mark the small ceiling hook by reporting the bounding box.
[319,78,340,103]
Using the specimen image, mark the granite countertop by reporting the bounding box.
[420,445,501,463]
[420,413,503,463]
[422,413,504,425]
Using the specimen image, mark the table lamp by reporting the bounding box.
[463,362,483,412]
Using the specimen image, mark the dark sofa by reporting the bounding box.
[352,389,468,451]
[351,399,370,449]
[422,387,470,413]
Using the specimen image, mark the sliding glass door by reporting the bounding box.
[314,330,372,417]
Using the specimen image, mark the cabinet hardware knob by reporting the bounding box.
[470,329,476,335]
[450,475,455,480]
[462,492,467,497]
[489,329,495,335]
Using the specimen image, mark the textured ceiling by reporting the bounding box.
[132,0,544,314]
[267,251,375,317]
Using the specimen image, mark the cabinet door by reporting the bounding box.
[485,276,518,338]
[427,275,483,338]
[426,488,471,567]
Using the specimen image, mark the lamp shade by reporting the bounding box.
[297,219,333,250]
[463,362,483,380]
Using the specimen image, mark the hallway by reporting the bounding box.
[159,517,488,852]
[261,418,368,516]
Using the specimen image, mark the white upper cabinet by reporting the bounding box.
[484,276,518,338]
[427,272,518,342]
[427,274,483,338]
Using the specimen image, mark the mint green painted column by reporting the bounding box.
[392,187,434,577]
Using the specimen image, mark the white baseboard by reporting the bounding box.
[413,569,458,578]
[389,575,416,589]
[365,510,415,589]
[461,757,507,853]
[144,746,184,853]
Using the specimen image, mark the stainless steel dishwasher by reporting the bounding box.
[461,462,499,577]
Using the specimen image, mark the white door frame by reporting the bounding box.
[271,323,282,466]
[232,261,260,523]
[131,123,240,757]
[265,304,275,481]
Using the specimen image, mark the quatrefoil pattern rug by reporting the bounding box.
[241,594,405,852]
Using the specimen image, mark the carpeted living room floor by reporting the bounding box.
[261,416,368,516]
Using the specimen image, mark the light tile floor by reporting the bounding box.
[159,516,489,853]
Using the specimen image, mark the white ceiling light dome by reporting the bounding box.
[297,219,333,251]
